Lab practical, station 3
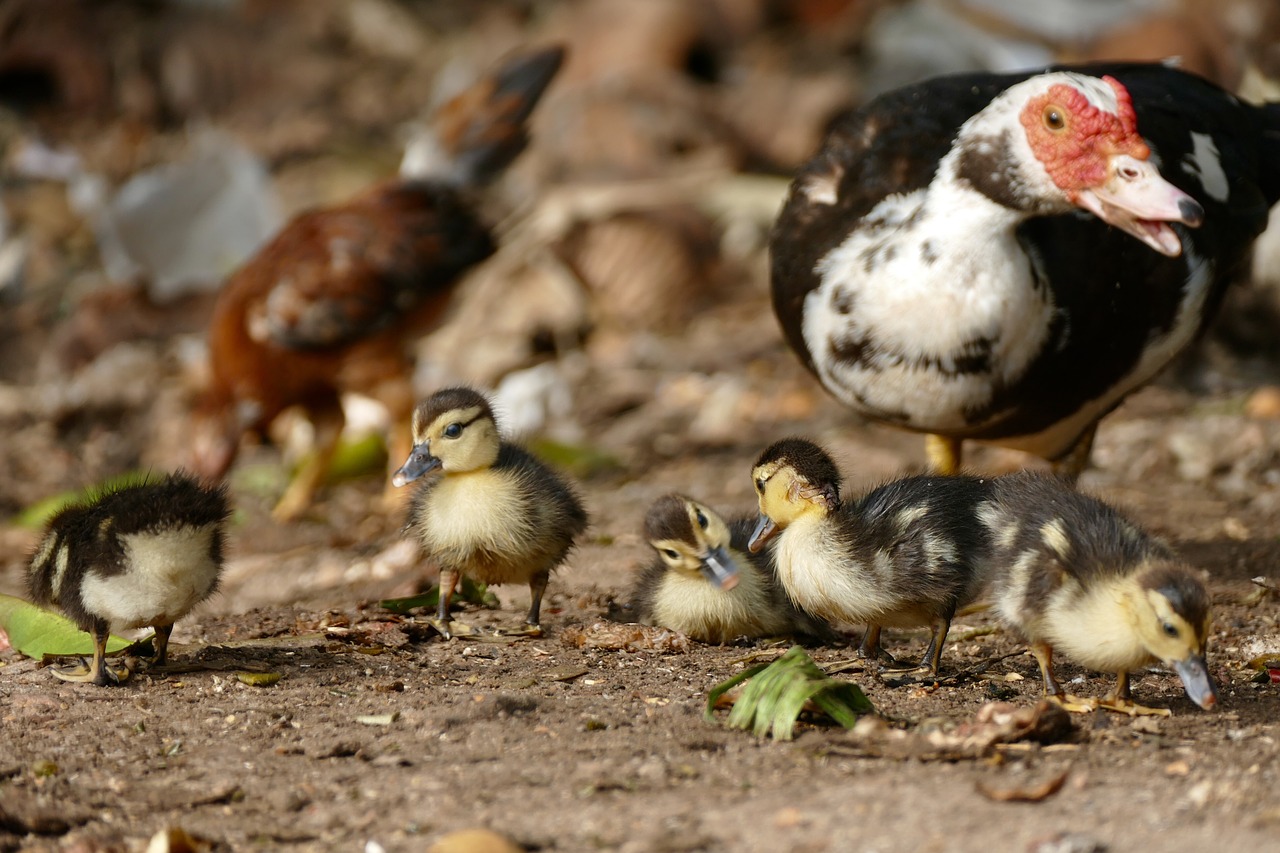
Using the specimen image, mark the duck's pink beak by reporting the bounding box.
[1075,154,1203,257]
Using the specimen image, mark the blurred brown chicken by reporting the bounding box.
[191,45,565,521]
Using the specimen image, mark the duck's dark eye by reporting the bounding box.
[695,510,708,530]
[443,423,463,439]
[1162,622,1179,638]
[1043,106,1065,131]
[662,549,679,560]
[755,477,767,494]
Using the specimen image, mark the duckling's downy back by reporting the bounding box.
[778,473,995,628]
[27,473,230,632]
[980,470,1215,710]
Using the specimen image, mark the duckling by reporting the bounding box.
[393,387,588,638]
[981,471,1216,715]
[748,438,991,674]
[630,494,839,645]
[25,473,231,686]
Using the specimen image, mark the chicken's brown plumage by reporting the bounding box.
[191,46,565,521]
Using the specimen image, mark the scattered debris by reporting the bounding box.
[975,767,1071,802]
[825,700,1075,761]
[561,621,693,653]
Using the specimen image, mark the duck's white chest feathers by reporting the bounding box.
[80,525,221,630]
[773,515,906,626]
[649,563,787,643]
[803,179,1055,433]
[415,470,546,583]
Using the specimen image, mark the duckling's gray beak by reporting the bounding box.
[1173,654,1217,710]
[747,515,777,553]
[700,546,741,590]
[392,442,441,487]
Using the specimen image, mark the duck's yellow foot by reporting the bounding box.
[1046,693,1100,714]
[49,657,134,686]
[494,624,544,638]
[1096,697,1172,717]
[925,434,962,476]
[270,489,311,524]
[426,617,481,640]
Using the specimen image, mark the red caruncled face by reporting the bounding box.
[1020,76,1149,194]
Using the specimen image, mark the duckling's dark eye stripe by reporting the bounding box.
[440,411,485,433]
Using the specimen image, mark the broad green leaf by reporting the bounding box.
[322,433,388,484]
[12,471,153,529]
[706,646,873,740]
[378,577,498,614]
[0,594,131,659]
[236,671,282,687]
[527,438,621,478]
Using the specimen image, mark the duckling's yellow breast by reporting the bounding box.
[774,514,906,625]
[79,525,221,630]
[415,470,545,583]
[650,563,786,643]
[1042,582,1154,673]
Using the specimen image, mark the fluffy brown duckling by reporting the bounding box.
[630,494,838,645]
[748,438,991,674]
[982,471,1216,715]
[393,387,588,638]
[26,473,231,686]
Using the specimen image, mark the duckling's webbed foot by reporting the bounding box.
[1094,697,1172,717]
[50,629,133,686]
[431,567,462,640]
[150,624,173,668]
[495,624,544,638]
[525,570,550,629]
[1045,693,1100,714]
[1031,642,1095,712]
[910,616,952,677]
[857,625,895,666]
[1096,671,1171,717]
[49,658,128,685]
[427,616,482,639]
[491,569,549,637]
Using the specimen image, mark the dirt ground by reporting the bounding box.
[3,298,1279,853]
[2,2,1280,852]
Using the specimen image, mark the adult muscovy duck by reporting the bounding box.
[771,63,1280,477]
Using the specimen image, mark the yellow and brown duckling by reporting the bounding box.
[748,438,990,674]
[25,473,231,686]
[630,494,838,645]
[981,471,1216,715]
[393,387,588,638]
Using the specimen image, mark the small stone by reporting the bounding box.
[1245,386,1280,420]
[427,828,523,853]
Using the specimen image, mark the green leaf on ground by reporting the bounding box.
[378,577,498,613]
[705,645,874,740]
[527,438,621,478]
[322,432,389,484]
[11,471,153,529]
[0,594,132,659]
